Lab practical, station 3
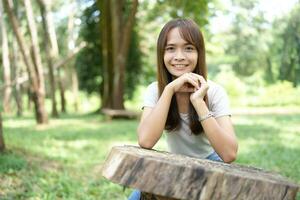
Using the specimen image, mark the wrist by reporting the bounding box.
[198,111,214,122]
[165,83,175,95]
[191,98,205,107]
[191,99,209,116]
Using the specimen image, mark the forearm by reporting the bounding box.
[192,100,238,163]
[137,85,174,149]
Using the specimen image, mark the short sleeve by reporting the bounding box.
[208,82,231,118]
[142,82,159,110]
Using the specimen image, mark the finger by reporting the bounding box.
[192,74,206,84]
[187,73,203,86]
[185,74,200,88]
[178,86,194,93]
[186,77,200,89]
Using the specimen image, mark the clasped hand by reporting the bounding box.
[168,72,209,102]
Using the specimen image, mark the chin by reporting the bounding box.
[171,71,189,77]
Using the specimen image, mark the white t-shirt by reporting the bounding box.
[142,80,231,159]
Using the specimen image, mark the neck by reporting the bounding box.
[176,93,190,114]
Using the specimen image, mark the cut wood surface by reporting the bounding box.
[102,145,299,200]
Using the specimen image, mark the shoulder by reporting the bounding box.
[145,81,159,93]
[207,80,230,108]
[207,80,226,97]
[142,81,159,108]
[147,81,158,89]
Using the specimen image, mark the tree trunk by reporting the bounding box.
[0,112,5,152]
[67,2,77,112]
[24,0,48,121]
[71,68,79,111]
[11,39,23,116]
[99,0,138,110]
[3,0,48,124]
[38,0,59,117]
[102,146,299,200]
[113,0,138,109]
[58,69,66,113]
[1,0,12,113]
[265,56,274,83]
[99,0,113,109]
[24,0,46,101]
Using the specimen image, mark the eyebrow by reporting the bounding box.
[165,42,192,46]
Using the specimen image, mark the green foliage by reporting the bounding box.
[213,65,247,100]
[1,112,300,199]
[249,81,300,107]
[75,2,102,94]
[147,0,209,27]
[277,5,300,86]
[212,66,300,107]
[225,0,269,76]
[0,152,27,173]
[125,29,144,99]
[75,1,142,99]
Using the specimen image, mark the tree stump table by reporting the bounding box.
[102,109,139,120]
[102,145,299,200]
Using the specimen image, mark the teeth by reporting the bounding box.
[173,64,187,68]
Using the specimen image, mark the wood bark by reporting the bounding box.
[102,146,299,200]
[11,39,23,116]
[38,0,59,117]
[1,0,12,113]
[99,0,138,109]
[3,0,48,124]
[114,0,138,109]
[24,0,45,98]
[58,69,66,113]
[24,0,48,119]
[67,2,78,112]
[99,0,113,109]
[0,112,5,152]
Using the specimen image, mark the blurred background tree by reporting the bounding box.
[1,0,299,119]
[278,4,300,86]
[75,1,143,103]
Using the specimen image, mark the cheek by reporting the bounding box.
[192,54,198,64]
[164,53,172,63]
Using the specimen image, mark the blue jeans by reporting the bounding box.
[127,151,223,200]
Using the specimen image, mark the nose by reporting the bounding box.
[174,50,185,61]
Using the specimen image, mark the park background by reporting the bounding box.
[0,0,300,199]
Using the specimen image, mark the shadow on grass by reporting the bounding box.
[0,150,27,173]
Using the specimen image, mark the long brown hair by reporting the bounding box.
[157,18,208,135]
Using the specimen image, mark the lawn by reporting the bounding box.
[0,112,299,199]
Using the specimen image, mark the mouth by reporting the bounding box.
[172,64,189,69]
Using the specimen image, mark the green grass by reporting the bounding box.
[0,112,299,199]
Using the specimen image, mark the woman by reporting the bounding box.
[129,18,238,200]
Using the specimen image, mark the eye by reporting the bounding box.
[165,46,175,52]
[185,45,195,51]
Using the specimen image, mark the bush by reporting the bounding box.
[212,65,300,107]
[249,81,300,107]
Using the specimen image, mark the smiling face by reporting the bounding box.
[164,27,198,78]
[156,19,207,96]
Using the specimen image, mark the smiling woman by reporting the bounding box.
[137,18,237,161]
[129,18,238,200]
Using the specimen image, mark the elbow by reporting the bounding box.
[137,128,154,149]
[223,141,238,163]
[222,146,238,163]
[222,151,237,163]
[138,139,154,149]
